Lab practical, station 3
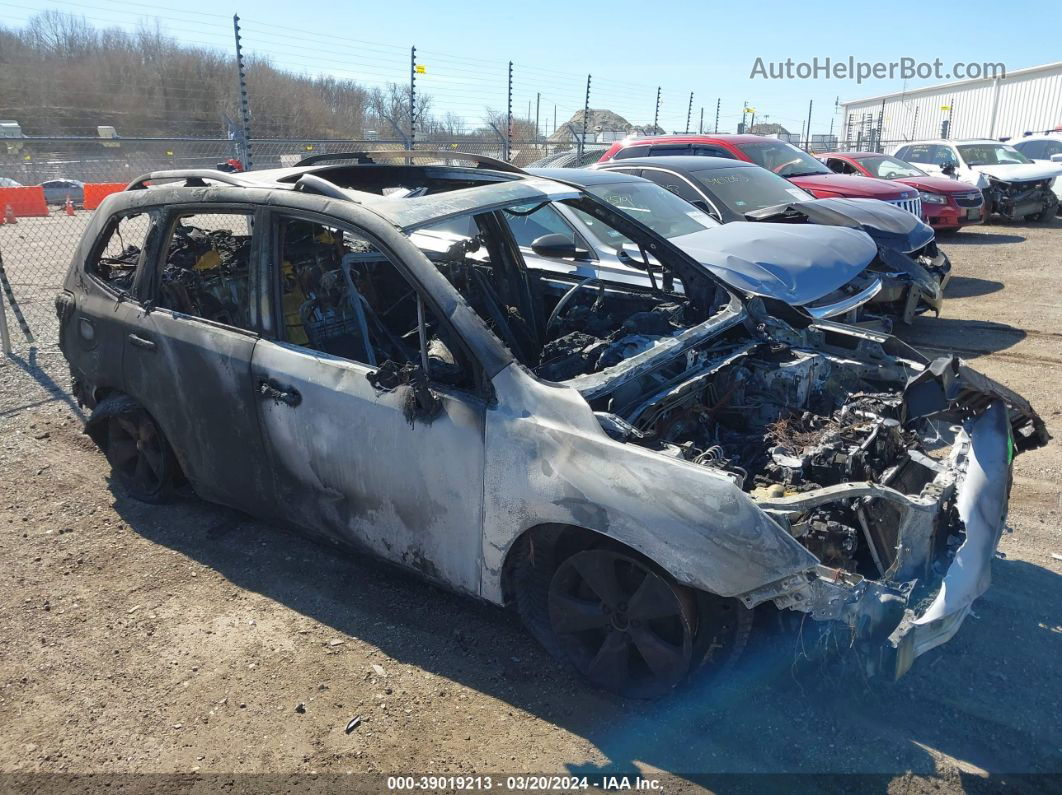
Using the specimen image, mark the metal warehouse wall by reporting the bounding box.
[839,62,1062,144]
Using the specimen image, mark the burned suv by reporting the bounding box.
[57,153,1047,698]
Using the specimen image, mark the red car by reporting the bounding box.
[818,152,985,232]
[597,134,923,217]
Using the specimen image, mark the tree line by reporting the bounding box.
[0,11,537,141]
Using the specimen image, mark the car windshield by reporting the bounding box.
[582,180,720,243]
[689,166,812,213]
[957,144,1031,166]
[735,140,831,177]
[855,155,927,179]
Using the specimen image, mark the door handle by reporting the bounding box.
[257,379,302,407]
[128,333,156,351]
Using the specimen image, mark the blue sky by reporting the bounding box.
[4,0,1060,136]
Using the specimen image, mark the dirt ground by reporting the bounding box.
[0,217,1059,793]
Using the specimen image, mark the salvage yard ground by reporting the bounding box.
[0,218,1059,791]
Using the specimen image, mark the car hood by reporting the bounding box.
[787,172,912,198]
[670,222,877,306]
[894,175,980,194]
[744,197,935,254]
[973,162,1062,183]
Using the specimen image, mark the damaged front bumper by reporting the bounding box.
[736,357,1047,679]
[871,247,951,325]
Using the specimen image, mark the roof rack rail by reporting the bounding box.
[125,169,255,191]
[295,149,527,175]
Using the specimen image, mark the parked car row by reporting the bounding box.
[57,149,1048,700]
[595,132,1062,226]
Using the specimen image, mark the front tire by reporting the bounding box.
[515,537,751,698]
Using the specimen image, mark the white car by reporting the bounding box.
[890,139,1061,222]
[1011,133,1062,213]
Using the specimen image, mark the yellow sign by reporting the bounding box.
[940,104,951,111]
[744,106,755,113]
[304,145,315,151]
[165,150,174,156]
[415,64,426,74]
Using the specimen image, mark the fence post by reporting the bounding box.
[506,61,513,162]
[535,92,541,150]
[653,87,661,131]
[580,74,591,159]
[805,99,813,150]
[686,92,693,134]
[409,46,417,152]
[232,14,253,169]
[0,258,10,355]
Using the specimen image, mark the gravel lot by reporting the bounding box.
[0,216,1059,792]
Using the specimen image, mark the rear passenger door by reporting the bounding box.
[124,205,276,514]
[62,209,161,403]
[250,210,488,595]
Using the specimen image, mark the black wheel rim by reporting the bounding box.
[107,413,166,496]
[548,549,694,698]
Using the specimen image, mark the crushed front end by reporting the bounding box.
[985,176,1059,220]
[867,242,951,325]
[593,316,1047,678]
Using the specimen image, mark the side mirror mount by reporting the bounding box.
[530,233,580,259]
[618,243,662,270]
[940,163,957,176]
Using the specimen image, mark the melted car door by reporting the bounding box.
[250,211,487,595]
[124,206,276,514]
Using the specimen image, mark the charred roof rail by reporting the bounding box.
[292,173,355,201]
[125,170,256,191]
[294,149,527,175]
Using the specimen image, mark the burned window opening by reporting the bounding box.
[410,201,727,384]
[276,216,476,391]
[157,213,255,330]
[89,211,156,293]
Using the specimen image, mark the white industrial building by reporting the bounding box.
[838,61,1062,147]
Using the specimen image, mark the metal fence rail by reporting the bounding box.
[0,138,602,354]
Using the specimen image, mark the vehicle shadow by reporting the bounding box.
[944,231,1026,245]
[109,492,1062,784]
[894,316,1026,359]
[943,275,1004,299]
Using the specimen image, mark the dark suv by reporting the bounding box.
[55,153,1046,698]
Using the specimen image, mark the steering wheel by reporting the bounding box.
[545,277,604,337]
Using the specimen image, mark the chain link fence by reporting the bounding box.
[0,137,605,354]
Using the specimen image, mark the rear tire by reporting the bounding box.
[1036,202,1057,223]
[100,407,178,503]
[513,535,751,699]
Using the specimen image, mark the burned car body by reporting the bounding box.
[57,155,1047,698]
[592,157,950,326]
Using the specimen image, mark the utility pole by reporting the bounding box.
[653,87,661,131]
[553,104,557,139]
[714,98,720,133]
[580,74,591,158]
[698,106,704,134]
[686,92,693,134]
[804,99,813,150]
[506,60,513,162]
[232,14,252,169]
[409,45,417,152]
[740,100,747,133]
